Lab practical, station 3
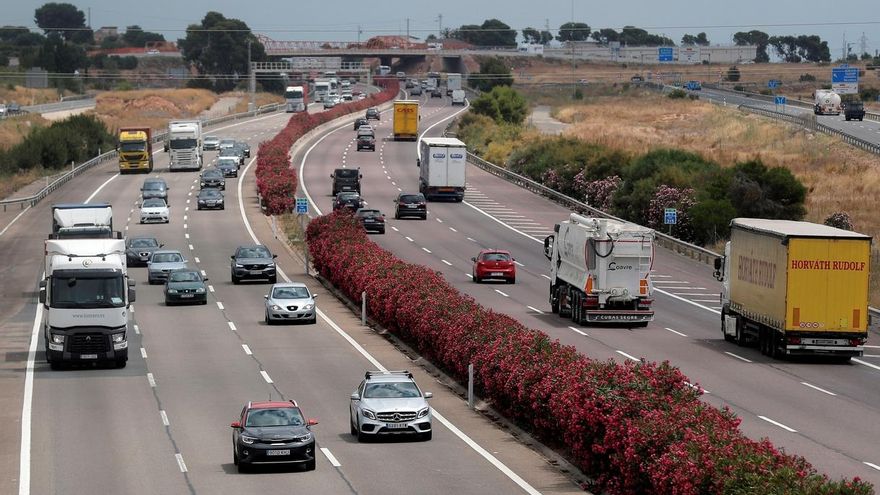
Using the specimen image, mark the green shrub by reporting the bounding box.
[667,89,687,99]
[799,73,816,82]
[0,114,114,174]
[469,86,528,125]
[733,85,745,92]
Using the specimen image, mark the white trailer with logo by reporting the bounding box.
[166,120,203,171]
[417,137,466,201]
[543,214,655,326]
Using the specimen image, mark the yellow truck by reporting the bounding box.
[714,218,871,360]
[392,100,419,141]
[117,127,154,174]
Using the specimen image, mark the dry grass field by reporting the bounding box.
[0,113,48,149]
[93,88,220,132]
[0,86,71,106]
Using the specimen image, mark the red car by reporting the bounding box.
[471,249,516,283]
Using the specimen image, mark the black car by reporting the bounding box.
[430,88,442,98]
[231,244,277,284]
[141,178,169,205]
[355,208,385,234]
[220,147,244,167]
[353,118,369,130]
[236,141,251,158]
[365,107,380,120]
[125,236,164,267]
[410,86,422,96]
[394,192,427,220]
[333,192,364,212]
[356,134,375,151]
[164,269,208,305]
[331,167,361,196]
[231,400,318,473]
[200,169,225,190]
[197,188,225,210]
[216,160,238,178]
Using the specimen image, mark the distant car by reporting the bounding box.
[578,78,589,85]
[356,134,375,151]
[147,250,188,285]
[125,236,163,267]
[200,168,225,190]
[203,136,221,150]
[197,188,225,210]
[141,178,169,204]
[164,269,208,305]
[354,208,385,234]
[409,86,422,96]
[405,80,415,88]
[140,198,170,224]
[356,125,374,136]
[231,244,277,284]
[230,400,319,472]
[350,370,433,442]
[430,87,442,98]
[7,102,21,115]
[396,71,406,80]
[216,160,238,178]
[342,93,353,101]
[420,80,428,89]
[365,107,380,120]
[393,192,427,220]
[220,147,244,167]
[353,118,369,131]
[323,95,339,109]
[333,191,364,212]
[236,141,251,158]
[219,138,236,150]
[264,282,318,325]
[357,94,367,101]
[471,249,516,284]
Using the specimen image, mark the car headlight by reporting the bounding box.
[302,303,314,310]
[167,288,178,294]
[235,263,245,268]
[271,304,282,311]
[51,334,65,344]
[293,432,312,443]
[362,409,376,420]
[111,332,126,343]
[195,288,206,293]
[241,435,257,445]
[417,407,430,418]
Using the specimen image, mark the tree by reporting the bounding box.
[556,22,591,42]
[522,27,541,44]
[591,28,620,45]
[725,65,741,82]
[123,25,165,47]
[178,11,266,93]
[681,32,709,46]
[455,19,515,47]
[470,86,528,125]
[619,26,673,46]
[733,30,770,63]
[769,34,830,63]
[469,57,513,92]
[34,3,86,42]
[36,32,87,75]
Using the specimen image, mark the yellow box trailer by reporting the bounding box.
[715,218,871,359]
[392,100,419,141]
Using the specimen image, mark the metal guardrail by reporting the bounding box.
[0,102,283,211]
[703,84,880,122]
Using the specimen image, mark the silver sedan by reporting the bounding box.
[264,283,317,325]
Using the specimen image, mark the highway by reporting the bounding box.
[1,99,581,494]
[297,85,880,485]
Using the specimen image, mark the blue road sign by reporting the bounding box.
[664,208,677,225]
[658,47,674,62]
[768,79,781,88]
[832,67,860,83]
[774,96,786,105]
[295,198,308,214]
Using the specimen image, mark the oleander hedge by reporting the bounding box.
[306,210,872,495]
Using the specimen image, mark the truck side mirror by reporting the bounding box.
[38,280,46,305]
[128,285,136,304]
[543,236,554,260]
[713,258,722,270]
[416,158,420,167]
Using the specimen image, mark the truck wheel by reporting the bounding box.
[550,288,559,314]
[570,293,580,324]
[735,318,748,347]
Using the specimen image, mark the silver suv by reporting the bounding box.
[349,371,433,441]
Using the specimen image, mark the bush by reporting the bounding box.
[824,212,854,230]
[0,114,114,175]
[859,87,879,102]
[667,89,687,99]
[725,65,741,82]
[799,73,817,82]
[733,85,745,92]
[573,88,583,100]
[469,86,528,125]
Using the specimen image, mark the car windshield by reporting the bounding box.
[169,271,201,282]
[203,170,222,178]
[245,408,304,427]
[483,253,511,262]
[220,140,235,147]
[130,238,158,248]
[400,194,423,203]
[143,182,165,191]
[237,247,271,258]
[336,169,358,178]
[143,199,166,208]
[200,189,221,198]
[152,253,183,263]
[220,149,239,156]
[272,287,311,299]
[51,274,125,308]
[205,136,218,142]
[363,381,421,398]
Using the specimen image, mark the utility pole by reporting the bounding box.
[570,0,576,98]
[357,25,362,46]
[437,14,442,38]
[247,39,255,112]
[406,18,410,40]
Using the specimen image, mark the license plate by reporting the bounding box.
[491,272,504,276]
[250,270,264,275]
[81,354,98,359]
[266,450,290,456]
[180,294,194,298]
[407,205,417,208]
[385,423,408,429]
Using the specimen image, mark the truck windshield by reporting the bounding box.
[120,142,146,153]
[335,169,358,178]
[284,89,304,98]
[51,274,125,308]
[170,138,197,149]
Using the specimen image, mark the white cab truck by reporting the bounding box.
[714,218,871,359]
[40,238,134,369]
[166,120,203,171]
[417,137,466,201]
[51,203,118,240]
[543,215,655,326]
[446,73,462,96]
[814,89,841,115]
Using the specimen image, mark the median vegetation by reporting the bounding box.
[306,210,871,495]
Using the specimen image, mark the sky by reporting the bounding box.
[7,0,880,57]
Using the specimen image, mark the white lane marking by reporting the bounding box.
[801,382,836,396]
[449,227,458,232]
[160,410,170,426]
[541,274,552,280]
[391,226,399,232]
[651,281,689,284]
[568,326,587,336]
[397,187,402,192]
[671,293,715,297]
[124,226,129,231]
[133,324,140,335]
[185,207,189,212]
[864,345,880,349]
[260,370,273,384]
[405,236,414,242]
[184,233,190,239]
[441,259,452,266]
[691,299,720,303]
[527,306,544,314]
[194,257,200,263]
[130,305,134,313]
[175,453,188,473]
[186,199,190,204]
[18,295,42,495]
[652,274,672,278]
[183,223,187,229]
[853,358,880,372]
[228,321,237,331]
[147,373,156,387]
[299,118,367,215]
[216,301,224,310]
[422,247,432,253]
[654,288,721,315]
[183,215,187,221]
[200,269,207,277]
[465,273,473,278]
[436,218,443,223]
[758,415,797,432]
[865,462,880,472]
[616,350,640,362]
[242,344,252,355]
[462,202,543,244]
[466,237,477,242]
[320,447,342,467]
[494,289,509,297]
[126,217,131,222]
[665,327,688,337]
[513,261,524,267]
[725,351,752,363]
[85,173,119,202]
[140,347,148,359]
[0,205,33,238]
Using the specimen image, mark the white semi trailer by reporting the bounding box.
[167,120,203,171]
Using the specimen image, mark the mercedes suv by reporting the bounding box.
[349,370,433,442]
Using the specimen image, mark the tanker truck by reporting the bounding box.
[814,89,841,115]
[543,214,655,326]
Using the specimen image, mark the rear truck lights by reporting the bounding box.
[585,275,593,294]
[638,299,654,309]
[787,337,802,345]
[850,338,866,346]
[639,279,649,296]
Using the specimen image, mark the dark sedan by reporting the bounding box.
[200,169,225,190]
[235,141,251,158]
[125,236,164,267]
[165,270,209,305]
[355,208,385,234]
[197,188,225,210]
[216,160,238,178]
[333,192,364,212]
[353,118,369,130]
[394,192,427,220]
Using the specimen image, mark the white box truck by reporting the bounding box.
[40,238,134,369]
[543,214,655,326]
[446,73,462,96]
[451,90,466,106]
[167,120,203,171]
[417,137,467,201]
[51,203,118,240]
